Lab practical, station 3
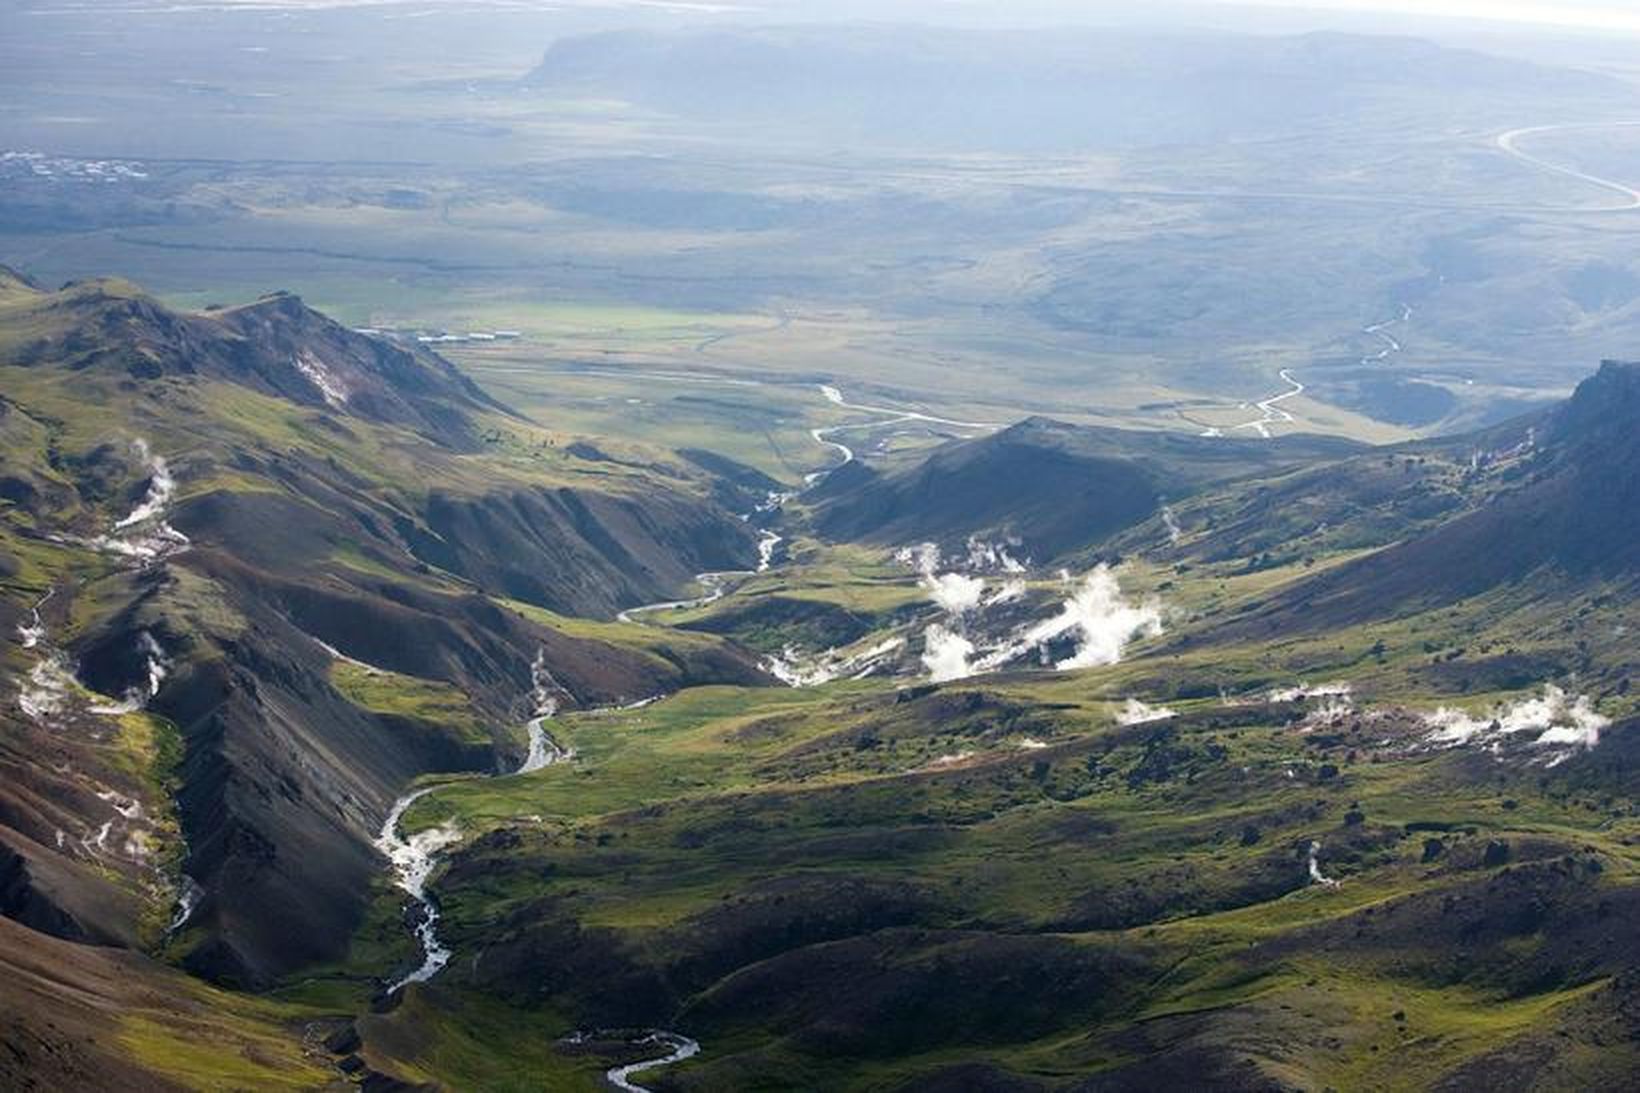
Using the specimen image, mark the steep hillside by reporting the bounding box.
[5,270,1637,1092]
[1207,361,1640,635]
[0,275,770,987]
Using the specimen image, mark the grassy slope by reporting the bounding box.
[7,273,1637,1087]
[359,537,1638,1090]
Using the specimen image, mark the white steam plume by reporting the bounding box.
[900,543,987,614]
[93,439,190,563]
[964,537,1027,573]
[1307,841,1340,888]
[1116,698,1176,725]
[981,565,1163,672]
[1270,681,1353,703]
[921,624,975,683]
[1422,686,1609,751]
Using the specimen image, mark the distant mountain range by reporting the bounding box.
[524,27,1626,150]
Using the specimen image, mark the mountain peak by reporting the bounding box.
[4,277,504,449]
[0,264,41,296]
[1557,359,1640,438]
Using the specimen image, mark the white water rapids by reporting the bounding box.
[375,787,466,994]
[376,647,580,993]
[368,381,995,1081]
[16,586,52,649]
[616,499,785,625]
[520,649,574,774]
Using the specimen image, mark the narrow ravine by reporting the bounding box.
[616,503,784,624]
[376,649,578,992]
[520,650,574,774]
[15,439,201,929]
[16,586,52,649]
[90,438,190,564]
[375,787,466,993]
[615,570,741,624]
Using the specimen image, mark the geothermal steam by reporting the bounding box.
[921,625,976,683]
[905,542,1165,683]
[1422,686,1609,751]
[979,565,1164,672]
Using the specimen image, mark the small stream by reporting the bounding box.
[606,1032,702,1092]
[374,664,695,1088]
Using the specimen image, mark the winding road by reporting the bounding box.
[1496,123,1640,212]
[1205,123,1640,441]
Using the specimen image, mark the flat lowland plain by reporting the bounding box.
[9,9,1640,450]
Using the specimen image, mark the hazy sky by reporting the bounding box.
[27,0,1640,36]
[1213,0,1640,32]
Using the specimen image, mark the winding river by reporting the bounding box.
[1228,369,1306,439]
[371,378,996,1086]
[374,661,708,1087]
[805,383,1001,483]
[1215,300,1411,440]
[606,1032,702,1092]
[375,616,728,1084]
